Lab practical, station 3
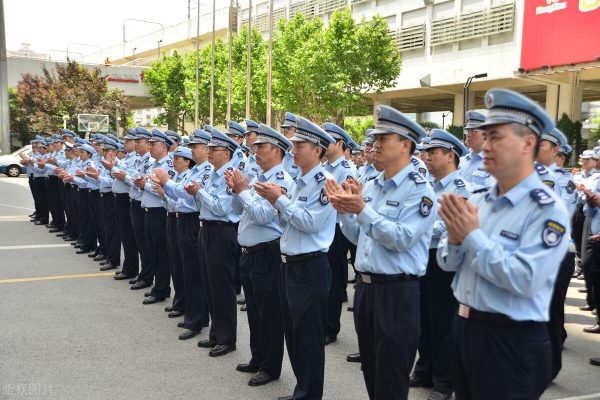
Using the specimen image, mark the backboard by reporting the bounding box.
[77,114,109,133]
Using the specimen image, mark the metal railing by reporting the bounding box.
[389,24,426,52]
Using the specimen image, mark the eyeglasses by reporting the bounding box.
[208,148,229,153]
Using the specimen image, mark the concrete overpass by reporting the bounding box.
[7,56,153,109]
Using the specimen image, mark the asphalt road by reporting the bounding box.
[0,176,599,400]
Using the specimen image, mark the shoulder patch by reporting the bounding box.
[226,186,233,195]
[454,178,465,188]
[535,163,548,175]
[411,157,419,166]
[408,172,426,184]
[166,159,173,167]
[315,172,325,183]
[567,180,576,194]
[238,162,245,171]
[341,160,350,168]
[542,220,566,248]
[319,188,329,205]
[237,152,243,158]
[420,196,433,217]
[202,174,210,185]
[168,170,175,179]
[276,171,284,180]
[530,188,555,206]
[419,167,427,176]
[542,180,555,189]
[465,155,472,161]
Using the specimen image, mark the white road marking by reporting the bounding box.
[0,244,71,250]
[556,393,600,400]
[0,203,34,211]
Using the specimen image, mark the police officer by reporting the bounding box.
[280,111,302,180]
[72,143,98,254]
[321,122,358,345]
[151,146,195,333]
[125,127,154,290]
[437,88,570,400]
[133,129,175,304]
[187,128,241,357]
[411,129,471,400]
[166,130,182,154]
[43,134,67,233]
[458,110,494,189]
[88,138,121,271]
[254,117,336,400]
[227,121,249,172]
[87,134,106,262]
[157,129,212,335]
[225,124,294,387]
[358,134,377,185]
[32,138,50,225]
[244,119,262,182]
[325,105,435,400]
[573,150,596,283]
[110,130,141,281]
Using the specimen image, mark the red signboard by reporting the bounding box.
[520,0,600,70]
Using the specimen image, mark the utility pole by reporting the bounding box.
[194,0,200,127]
[245,0,252,120]
[266,0,274,126]
[226,1,233,121]
[0,0,10,154]
[210,0,215,125]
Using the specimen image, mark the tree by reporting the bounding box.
[344,116,374,144]
[557,113,583,155]
[447,125,464,139]
[419,121,440,131]
[10,60,130,135]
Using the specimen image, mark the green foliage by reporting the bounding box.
[10,60,130,135]
[419,121,440,131]
[447,125,464,139]
[344,116,374,144]
[557,113,583,154]
[143,9,401,128]
[589,112,600,146]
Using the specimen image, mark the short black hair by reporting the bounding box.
[438,148,460,168]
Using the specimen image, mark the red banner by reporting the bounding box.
[520,0,600,70]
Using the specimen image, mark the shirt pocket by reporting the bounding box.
[378,204,401,221]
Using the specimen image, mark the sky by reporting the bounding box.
[4,0,239,56]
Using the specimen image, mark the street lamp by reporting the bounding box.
[463,73,487,124]
[132,47,137,59]
[116,101,121,136]
[441,111,452,130]
[123,19,165,44]
[157,39,163,59]
[62,115,69,129]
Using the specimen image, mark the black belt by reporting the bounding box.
[358,272,418,284]
[281,251,326,264]
[88,189,99,193]
[144,207,165,213]
[48,175,58,179]
[100,192,112,197]
[114,193,129,198]
[131,199,141,206]
[167,212,177,217]
[458,304,537,326]
[242,239,279,254]
[199,219,234,228]
[176,212,199,219]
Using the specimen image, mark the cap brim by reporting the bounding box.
[464,121,484,129]
[370,128,419,143]
[476,117,521,130]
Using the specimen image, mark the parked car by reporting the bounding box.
[0,145,32,177]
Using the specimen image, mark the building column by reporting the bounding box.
[557,72,583,122]
[545,84,559,122]
[373,97,391,120]
[453,92,465,126]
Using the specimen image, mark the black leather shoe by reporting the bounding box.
[591,358,600,366]
[93,254,106,262]
[34,221,47,225]
[48,227,61,233]
[236,361,259,373]
[131,280,151,290]
[179,329,200,340]
[408,372,433,388]
[75,249,90,254]
[128,278,137,284]
[99,263,117,271]
[55,231,67,236]
[177,322,186,328]
[325,336,337,345]
[63,236,77,242]
[346,352,361,363]
[209,344,236,357]
[348,277,357,283]
[88,251,99,258]
[347,306,354,312]
[240,304,247,311]
[579,288,588,293]
[197,339,217,348]
[144,291,151,297]
[114,273,133,281]
[427,391,452,400]
[584,324,600,333]
[45,223,54,228]
[143,295,166,305]
[277,396,293,400]
[168,310,183,318]
[580,305,594,311]
[99,260,109,266]
[237,297,246,305]
[165,306,174,312]
[70,241,79,246]
[248,370,277,386]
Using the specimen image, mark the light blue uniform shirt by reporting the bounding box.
[43,149,66,176]
[459,151,495,190]
[325,155,358,223]
[244,153,262,183]
[73,157,95,189]
[33,153,49,178]
[236,163,295,247]
[141,155,173,208]
[164,164,207,213]
[437,172,570,322]
[274,163,336,255]
[111,152,136,194]
[162,169,188,213]
[411,156,429,179]
[549,163,578,216]
[340,164,436,276]
[82,156,100,190]
[195,159,240,223]
[430,170,473,249]
[283,151,301,181]
[232,148,248,173]
[67,157,81,186]
[127,152,151,201]
[97,158,114,193]
[358,163,377,185]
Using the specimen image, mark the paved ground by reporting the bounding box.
[0,175,599,400]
